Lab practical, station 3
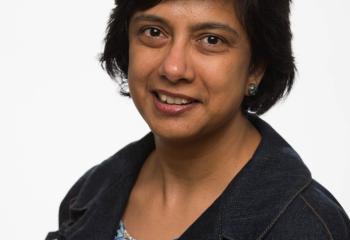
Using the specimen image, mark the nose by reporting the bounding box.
[158,40,194,83]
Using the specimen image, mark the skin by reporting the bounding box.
[124,0,265,239]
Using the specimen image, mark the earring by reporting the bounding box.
[248,83,258,96]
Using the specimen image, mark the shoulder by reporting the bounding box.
[57,133,154,229]
[266,180,350,240]
[46,150,128,239]
[57,144,130,227]
[220,116,350,240]
[46,133,155,239]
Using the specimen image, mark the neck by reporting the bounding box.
[143,112,261,196]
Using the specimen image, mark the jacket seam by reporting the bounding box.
[300,194,334,240]
[256,178,313,240]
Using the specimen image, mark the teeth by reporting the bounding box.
[160,94,167,102]
[167,97,175,104]
[157,93,192,105]
[174,98,183,105]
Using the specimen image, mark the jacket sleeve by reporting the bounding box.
[264,181,350,240]
[46,166,97,240]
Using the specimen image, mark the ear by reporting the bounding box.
[245,64,266,96]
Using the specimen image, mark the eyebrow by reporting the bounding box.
[191,22,239,38]
[131,14,168,26]
[131,14,239,38]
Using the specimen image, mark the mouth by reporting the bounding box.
[152,90,199,105]
[151,89,200,116]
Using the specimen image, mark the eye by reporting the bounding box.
[199,35,228,52]
[137,26,167,47]
[142,27,165,38]
[203,36,222,45]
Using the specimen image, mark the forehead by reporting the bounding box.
[131,0,239,27]
[154,0,235,12]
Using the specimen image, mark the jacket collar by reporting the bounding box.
[66,114,312,240]
[218,115,312,240]
[174,115,312,240]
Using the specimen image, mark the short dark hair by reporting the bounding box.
[100,0,296,115]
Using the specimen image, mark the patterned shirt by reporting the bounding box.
[115,221,179,240]
[115,221,136,240]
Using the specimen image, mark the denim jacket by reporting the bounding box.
[46,115,350,240]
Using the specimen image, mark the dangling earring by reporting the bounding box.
[247,83,258,96]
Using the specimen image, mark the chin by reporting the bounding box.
[150,122,204,143]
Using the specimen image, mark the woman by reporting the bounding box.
[47,0,350,239]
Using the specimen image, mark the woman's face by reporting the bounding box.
[127,0,263,141]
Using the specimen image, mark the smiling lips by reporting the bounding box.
[157,92,192,105]
[152,90,200,115]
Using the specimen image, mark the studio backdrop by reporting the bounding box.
[0,0,349,239]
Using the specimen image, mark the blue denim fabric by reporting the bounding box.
[46,114,350,240]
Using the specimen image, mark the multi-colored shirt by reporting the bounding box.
[115,221,179,240]
[115,221,137,240]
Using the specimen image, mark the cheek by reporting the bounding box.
[128,44,152,94]
[127,45,148,109]
[128,43,166,97]
[195,52,251,101]
[128,43,145,82]
[128,41,163,77]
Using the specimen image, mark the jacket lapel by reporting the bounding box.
[65,133,155,240]
[174,116,312,240]
[219,115,312,240]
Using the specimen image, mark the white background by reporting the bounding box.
[1,0,349,239]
